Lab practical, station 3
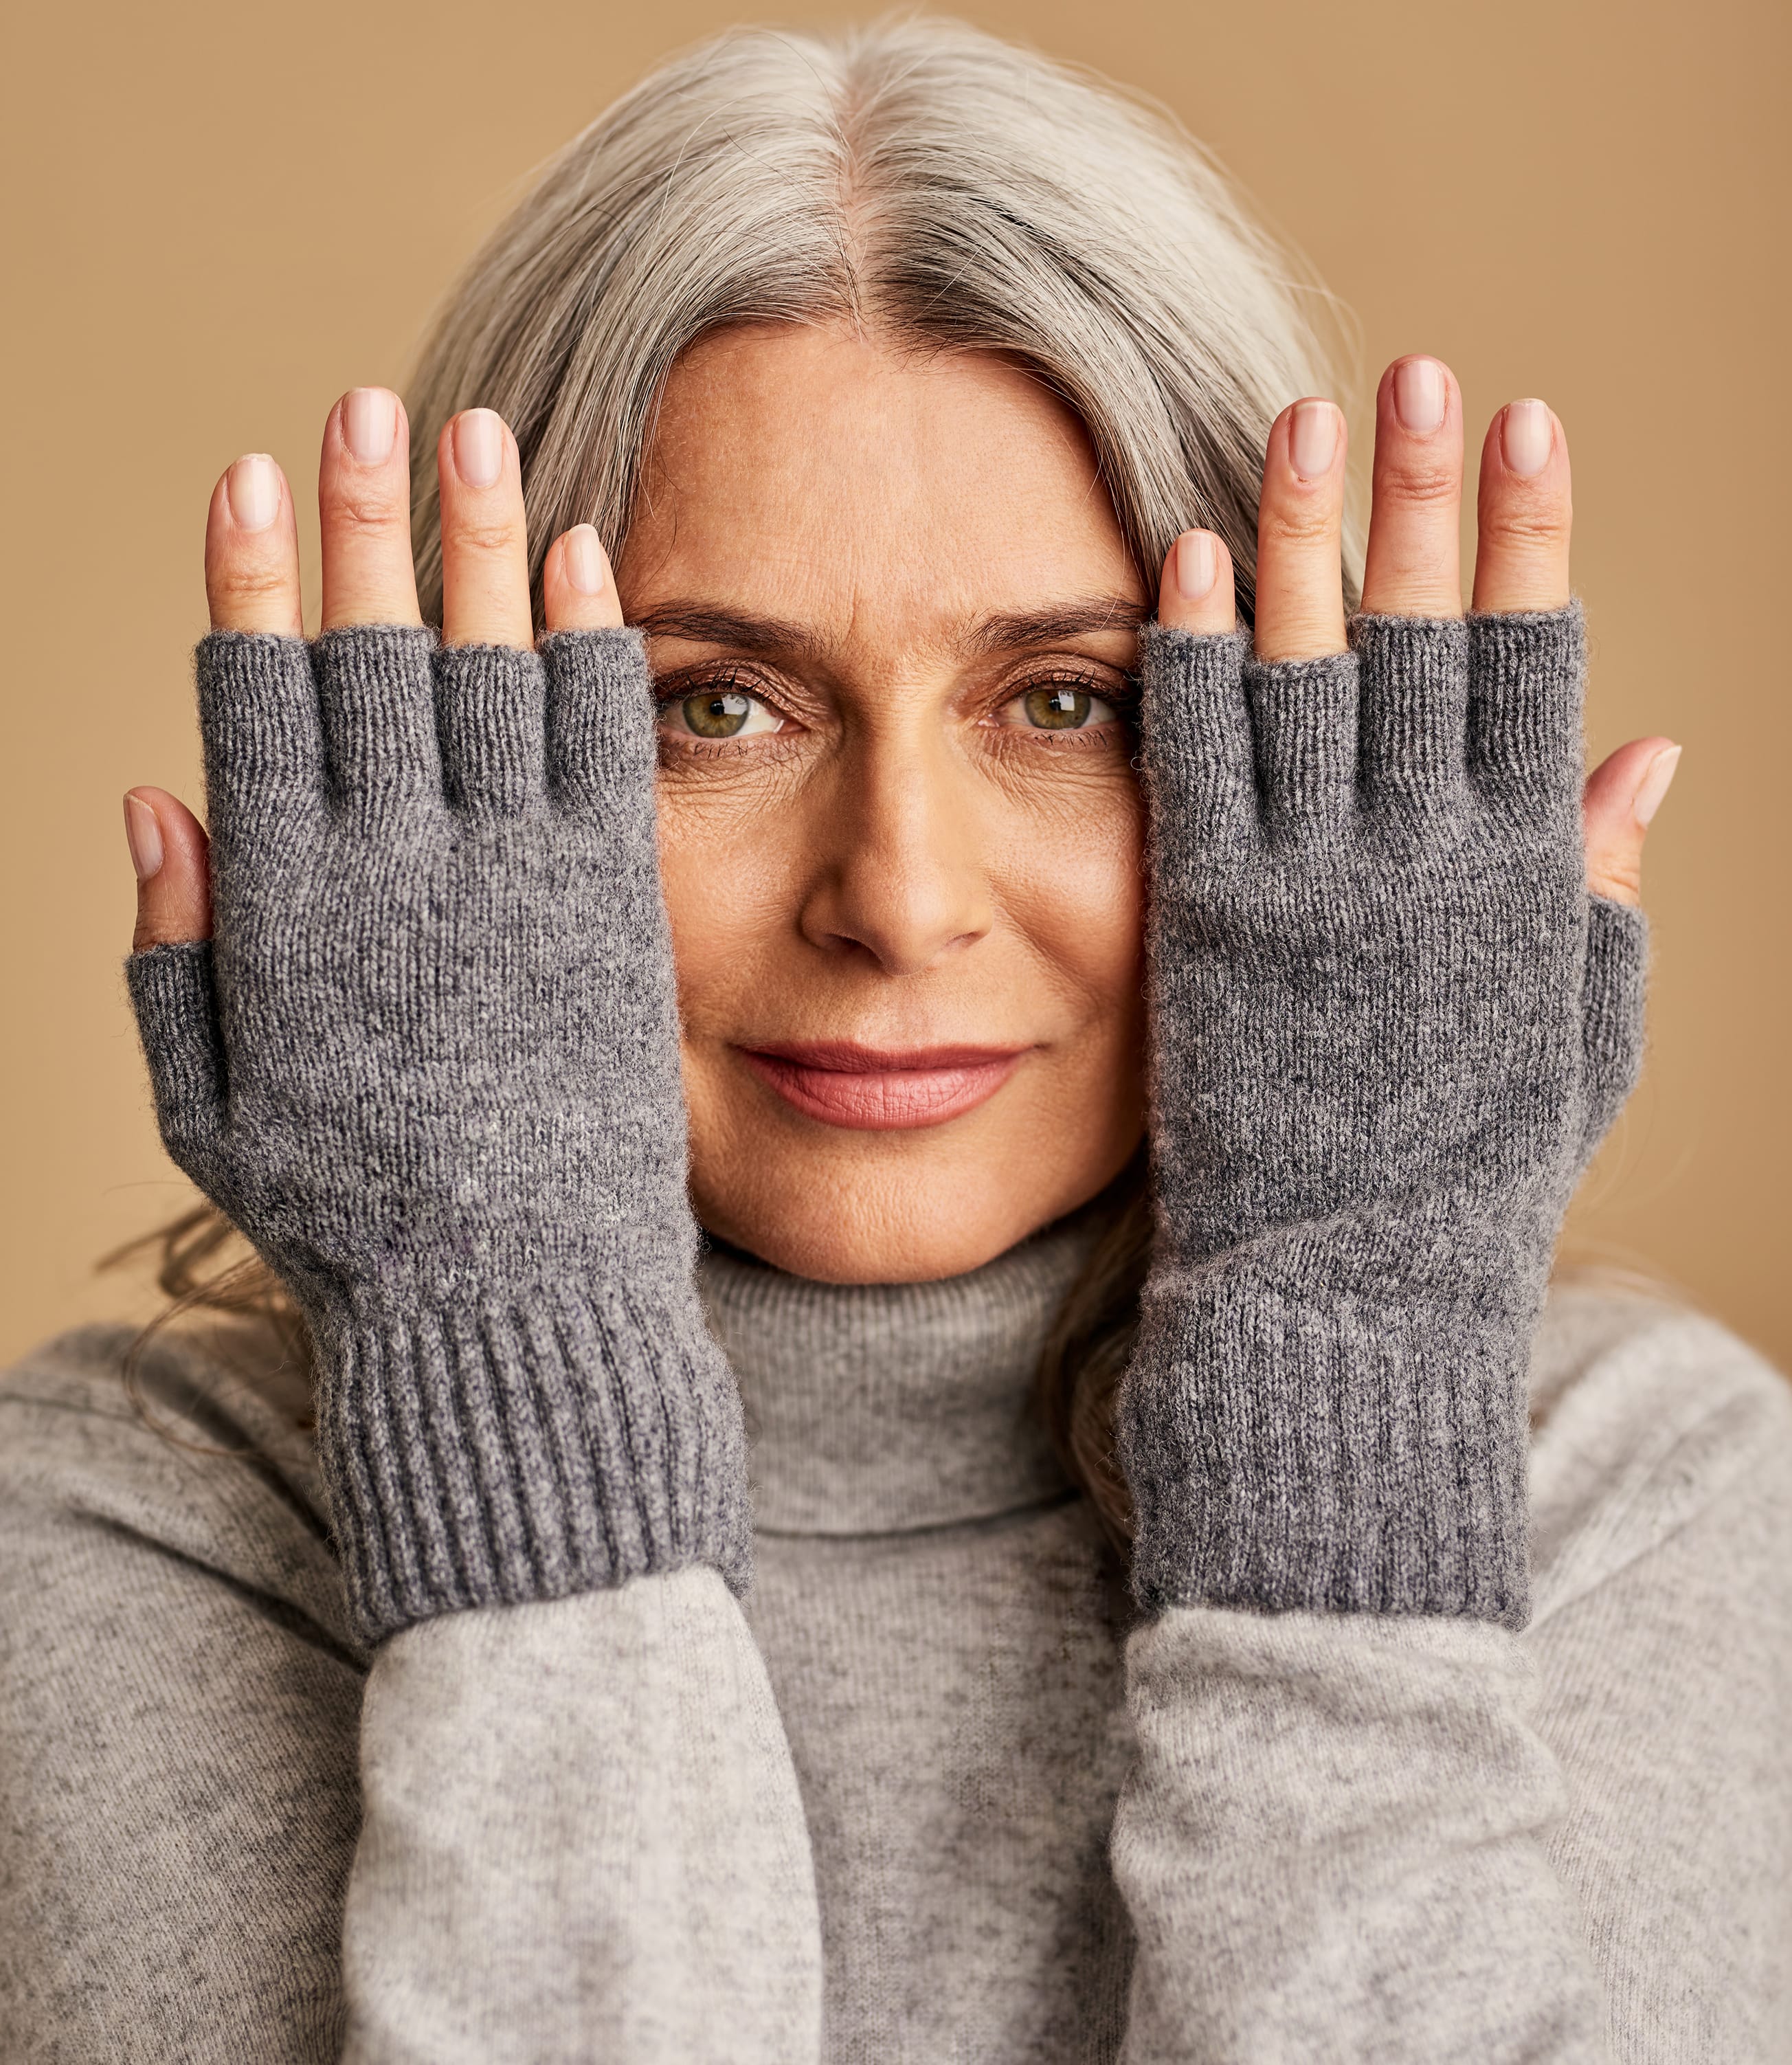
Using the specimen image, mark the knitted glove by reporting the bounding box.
[1119,603,1647,1628]
[124,626,750,1644]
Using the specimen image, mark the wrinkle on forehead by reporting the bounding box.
[619,320,1145,662]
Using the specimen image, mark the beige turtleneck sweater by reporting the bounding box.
[1,1214,1788,2060]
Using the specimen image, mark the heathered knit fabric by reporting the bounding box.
[122,626,750,1642]
[1122,603,1648,1626]
[9,596,1780,2057]
[3,1262,1789,2061]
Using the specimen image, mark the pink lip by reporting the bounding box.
[736,1040,1030,1131]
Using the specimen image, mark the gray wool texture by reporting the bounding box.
[6,1257,1792,2062]
[77,596,1792,2061]
[1123,603,1648,1627]
[124,625,751,1645]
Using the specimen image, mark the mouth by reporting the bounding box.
[735,1040,1031,1132]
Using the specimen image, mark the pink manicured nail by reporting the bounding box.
[565,525,609,596]
[453,409,504,489]
[226,454,280,533]
[342,388,397,465]
[1173,531,1218,603]
[1501,399,1554,479]
[1288,400,1341,480]
[1632,744,1681,826]
[123,794,164,881]
[1393,358,1446,436]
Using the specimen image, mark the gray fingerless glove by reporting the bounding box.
[125,625,750,1644]
[1119,603,1647,1628]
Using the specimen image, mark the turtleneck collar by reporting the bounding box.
[695,1203,1113,1536]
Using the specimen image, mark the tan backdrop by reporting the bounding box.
[3,0,1786,1368]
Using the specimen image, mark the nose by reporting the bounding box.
[796,727,993,976]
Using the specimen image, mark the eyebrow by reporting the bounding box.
[631,596,1150,660]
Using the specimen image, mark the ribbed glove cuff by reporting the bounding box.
[311,1279,753,1647]
[1121,1254,1532,1629]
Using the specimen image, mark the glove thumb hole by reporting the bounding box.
[124,940,229,1181]
[1577,897,1650,1168]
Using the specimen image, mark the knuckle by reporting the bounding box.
[1375,460,1460,511]
[213,557,295,605]
[1585,831,1645,902]
[324,484,410,538]
[1588,856,1644,904]
[1259,501,1340,550]
[445,515,523,559]
[1481,500,1571,552]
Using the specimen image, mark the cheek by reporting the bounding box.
[996,773,1147,1026]
[653,777,803,1031]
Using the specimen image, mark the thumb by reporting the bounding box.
[1583,739,1681,906]
[125,787,212,950]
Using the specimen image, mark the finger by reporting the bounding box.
[1253,399,1348,661]
[1138,625,1256,849]
[319,387,423,631]
[1154,529,1238,636]
[1583,737,1679,906]
[1470,400,1571,613]
[204,455,302,636]
[439,408,534,649]
[542,526,625,633]
[1358,356,1464,618]
[125,786,212,950]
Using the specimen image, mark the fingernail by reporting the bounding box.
[123,794,164,881]
[1288,400,1341,480]
[1632,744,1681,826]
[453,408,504,489]
[1173,531,1218,603]
[565,524,609,596]
[1501,399,1554,479]
[226,454,280,533]
[342,387,397,465]
[1393,357,1446,436]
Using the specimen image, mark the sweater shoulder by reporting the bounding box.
[1528,1277,1792,1616]
[0,1315,356,1657]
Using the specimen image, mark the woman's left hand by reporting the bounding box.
[1121,357,1670,1626]
[1155,357,1678,903]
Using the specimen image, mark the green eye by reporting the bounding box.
[681,690,753,738]
[659,682,788,741]
[1023,685,1095,730]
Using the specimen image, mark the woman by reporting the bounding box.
[2,18,1787,2061]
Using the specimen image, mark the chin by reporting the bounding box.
[686,1102,1143,1287]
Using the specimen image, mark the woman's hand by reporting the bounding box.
[1150,359,1678,906]
[122,389,752,1642]
[123,386,681,1317]
[125,390,625,947]
[1121,357,1664,1625]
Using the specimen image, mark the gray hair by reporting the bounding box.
[405,15,1361,627]
[401,15,1364,1568]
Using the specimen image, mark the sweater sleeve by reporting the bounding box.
[344,1574,822,2063]
[95,624,828,2055]
[1108,605,1787,2057]
[0,1328,825,2064]
[1106,1314,1792,2062]
[1110,1601,1610,2059]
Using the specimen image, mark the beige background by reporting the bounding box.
[3,0,1786,1368]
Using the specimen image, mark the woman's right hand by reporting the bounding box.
[122,391,754,1642]
[125,385,704,1321]
[126,389,623,949]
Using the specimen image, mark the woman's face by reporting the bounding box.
[618,325,1148,1283]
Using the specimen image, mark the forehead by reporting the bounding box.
[620,323,1143,645]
